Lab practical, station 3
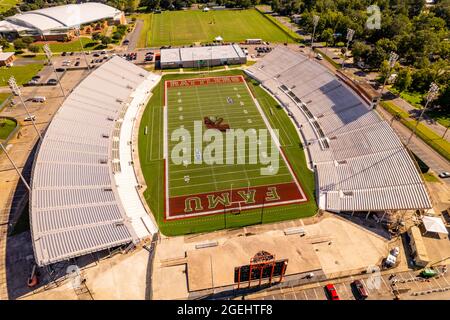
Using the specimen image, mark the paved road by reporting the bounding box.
[126,19,143,51]
[250,267,450,300]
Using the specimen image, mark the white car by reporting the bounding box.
[24,115,36,121]
[316,53,323,60]
[439,172,450,178]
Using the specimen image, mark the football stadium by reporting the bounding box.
[27,46,432,268]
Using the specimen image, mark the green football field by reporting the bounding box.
[165,77,294,196]
[138,9,296,47]
[138,71,317,235]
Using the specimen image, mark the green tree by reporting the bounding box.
[13,39,26,50]
[28,44,40,53]
[101,36,112,46]
[321,28,334,47]
[394,68,412,92]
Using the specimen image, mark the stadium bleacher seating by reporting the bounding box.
[246,46,431,213]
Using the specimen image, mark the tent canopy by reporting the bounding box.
[423,216,449,234]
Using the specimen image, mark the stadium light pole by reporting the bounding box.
[310,15,319,59]
[43,44,66,97]
[375,51,398,109]
[74,27,91,72]
[8,77,42,140]
[341,28,355,69]
[0,142,31,192]
[407,82,439,146]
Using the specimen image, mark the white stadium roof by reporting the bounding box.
[246,46,432,212]
[0,3,123,34]
[161,44,246,64]
[31,57,160,266]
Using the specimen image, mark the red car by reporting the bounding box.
[352,280,368,299]
[325,284,340,300]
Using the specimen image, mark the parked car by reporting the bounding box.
[122,39,130,45]
[31,96,46,103]
[61,52,67,56]
[55,68,65,72]
[93,53,100,57]
[325,284,340,300]
[316,53,323,60]
[439,172,450,178]
[75,61,80,66]
[47,79,57,85]
[24,115,36,121]
[352,280,368,299]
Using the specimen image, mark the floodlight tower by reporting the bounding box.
[43,44,65,97]
[310,15,319,58]
[0,141,31,192]
[407,82,439,146]
[375,51,399,109]
[74,27,91,72]
[8,76,42,140]
[341,28,355,69]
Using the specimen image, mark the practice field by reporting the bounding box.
[163,76,307,219]
[138,9,296,47]
[138,71,316,235]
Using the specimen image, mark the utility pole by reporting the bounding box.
[341,28,355,69]
[74,27,91,72]
[0,142,31,192]
[310,15,319,59]
[8,77,42,140]
[375,51,399,109]
[43,44,66,97]
[407,82,439,146]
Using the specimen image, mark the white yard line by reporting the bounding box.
[170,173,292,189]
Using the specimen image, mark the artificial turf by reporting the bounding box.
[138,70,317,236]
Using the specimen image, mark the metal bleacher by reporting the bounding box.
[30,57,160,266]
[246,46,431,213]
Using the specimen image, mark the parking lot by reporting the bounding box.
[253,266,450,300]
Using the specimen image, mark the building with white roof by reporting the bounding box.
[0,2,125,41]
[160,44,247,69]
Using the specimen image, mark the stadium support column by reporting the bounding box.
[310,15,319,59]
[43,44,65,97]
[374,52,398,109]
[75,27,91,73]
[0,142,31,192]
[341,28,355,70]
[407,83,439,146]
[8,77,42,140]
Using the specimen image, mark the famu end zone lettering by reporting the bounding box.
[168,182,306,218]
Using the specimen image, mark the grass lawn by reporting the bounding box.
[0,117,17,140]
[35,37,104,52]
[0,64,43,86]
[0,0,19,13]
[138,70,316,236]
[0,92,11,111]
[138,9,298,47]
[390,87,423,108]
[422,172,440,183]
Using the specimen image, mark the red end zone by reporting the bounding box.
[167,182,306,219]
[166,75,244,89]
